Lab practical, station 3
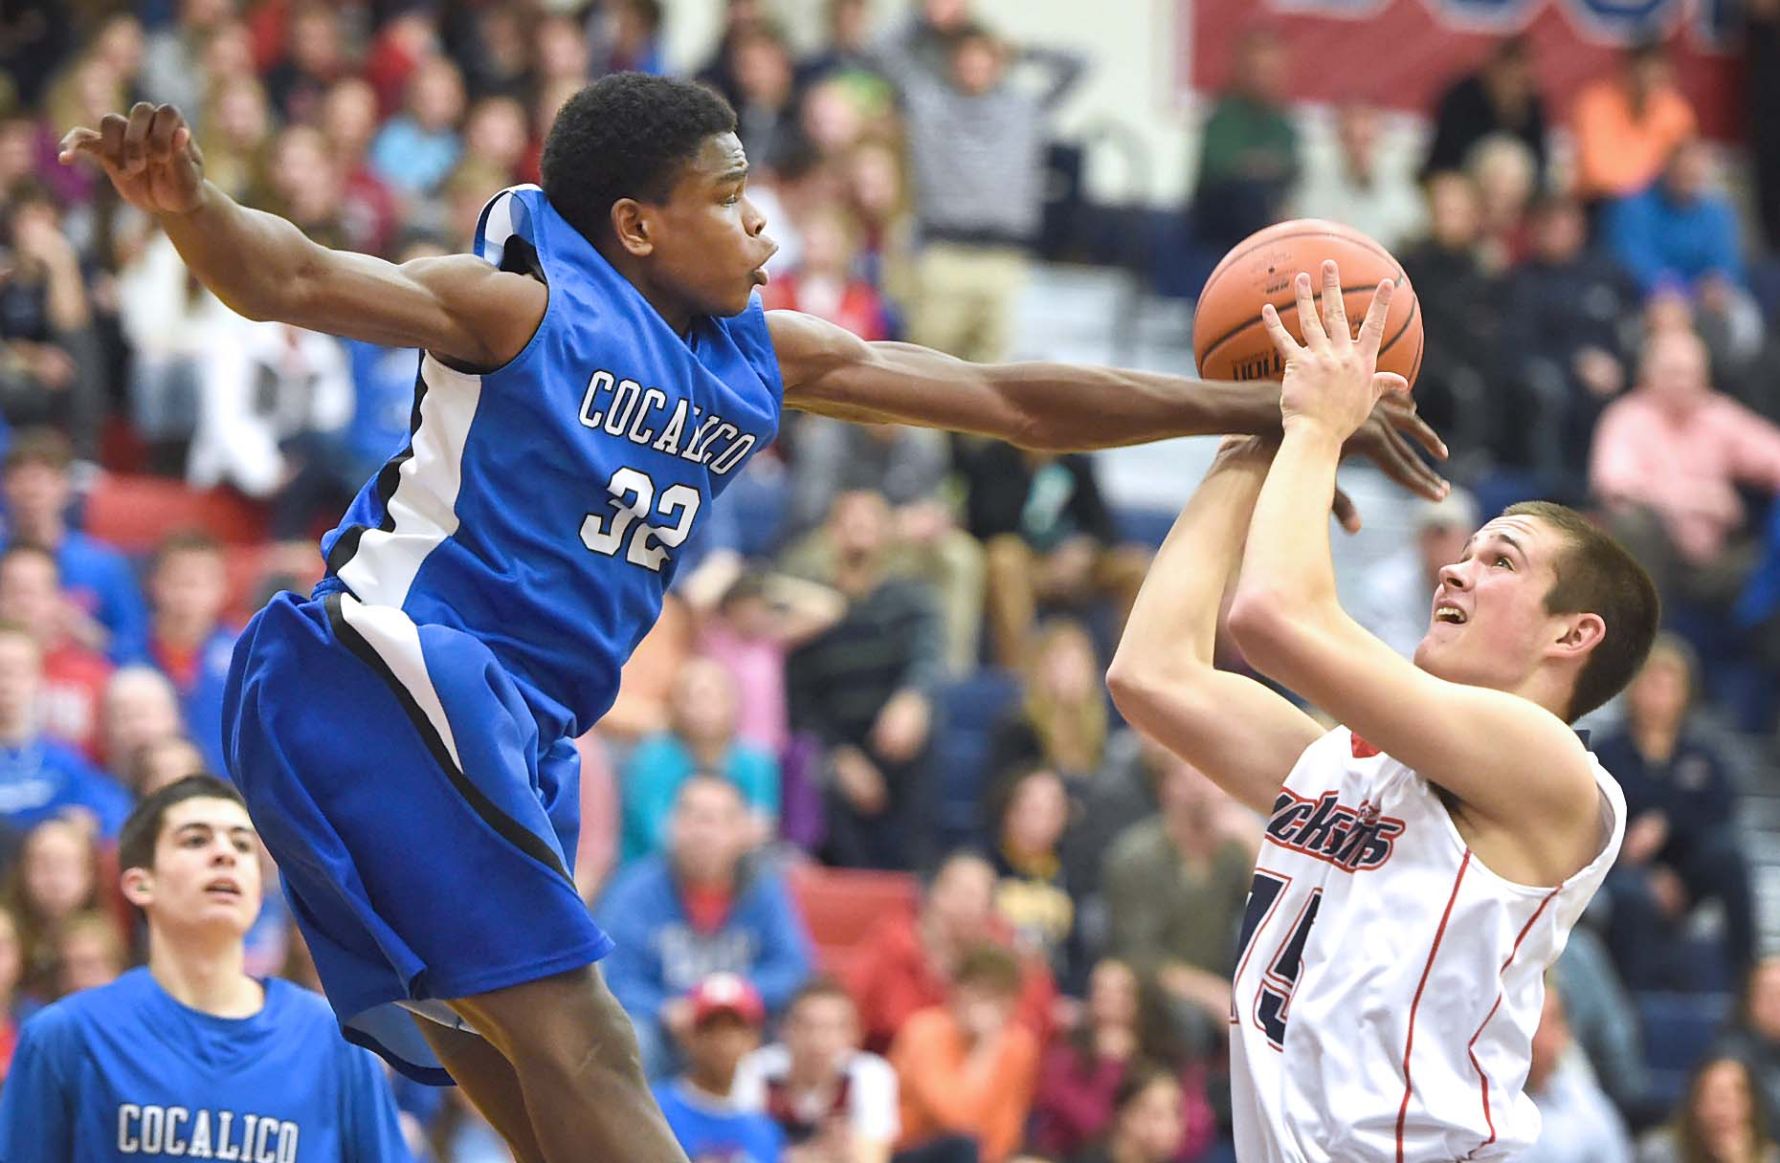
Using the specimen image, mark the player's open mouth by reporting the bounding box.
[204,878,243,899]
[1433,606,1467,625]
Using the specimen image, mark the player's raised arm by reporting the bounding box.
[766,308,1447,511]
[1225,263,1655,883]
[1105,437,1324,815]
[60,103,543,371]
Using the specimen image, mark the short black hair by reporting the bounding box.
[540,73,738,245]
[118,774,242,877]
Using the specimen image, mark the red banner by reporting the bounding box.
[1184,0,1743,139]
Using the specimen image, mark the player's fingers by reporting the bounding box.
[147,104,181,159]
[1358,278,1395,359]
[1259,302,1300,363]
[1332,487,1363,535]
[1321,261,1350,346]
[98,112,127,165]
[1381,394,1449,460]
[1378,422,1449,499]
[56,127,101,164]
[1374,372,1410,397]
[1293,271,1327,349]
[121,102,156,174]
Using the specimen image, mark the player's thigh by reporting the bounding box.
[410,1016,546,1163]
[445,962,643,1081]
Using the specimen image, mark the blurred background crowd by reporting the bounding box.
[2,0,1780,1159]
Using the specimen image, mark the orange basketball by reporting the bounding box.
[1192,219,1422,389]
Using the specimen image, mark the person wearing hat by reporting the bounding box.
[654,973,786,1163]
[1353,487,1481,660]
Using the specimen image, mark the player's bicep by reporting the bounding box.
[283,250,545,371]
[1114,665,1322,815]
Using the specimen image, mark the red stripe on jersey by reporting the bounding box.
[1396,849,1472,1162]
[1465,884,1563,1153]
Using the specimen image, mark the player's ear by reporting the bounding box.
[609,198,655,258]
[1553,612,1606,659]
[120,866,153,909]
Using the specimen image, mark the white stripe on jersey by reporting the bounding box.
[333,594,465,771]
[1230,726,1624,1162]
[337,354,482,610]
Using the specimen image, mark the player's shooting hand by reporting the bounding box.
[1264,262,1413,444]
[58,103,206,216]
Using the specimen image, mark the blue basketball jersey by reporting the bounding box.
[318,185,783,739]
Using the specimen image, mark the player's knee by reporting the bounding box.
[455,966,648,1086]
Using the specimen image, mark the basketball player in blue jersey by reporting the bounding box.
[61,75,1443,1163]
[0,776,410,1161]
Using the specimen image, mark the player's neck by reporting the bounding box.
[597,242,698,336]
[148,931,263,1019]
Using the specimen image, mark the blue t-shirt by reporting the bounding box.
[654,1080,785,1163]
[44,531,150,665]
[0,736,130,838]
[620,734,780,865]
[152,625,239,780]
[0,968,411,1161]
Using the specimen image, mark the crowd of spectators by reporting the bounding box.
[2,0,1780,1160]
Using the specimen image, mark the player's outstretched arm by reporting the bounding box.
[60,103,543,370]
[1227,264,1599,875]
[1106,436,1323,815]
[766,308,1448,516]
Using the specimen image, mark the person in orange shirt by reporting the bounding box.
[1572,39,1697,204]
[889,944,1041,1163]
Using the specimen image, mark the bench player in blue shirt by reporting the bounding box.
[0,775,409,1161]
[61,74,1444,1163]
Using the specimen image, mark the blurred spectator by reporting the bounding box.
[733,975,901,1163]
[1551,926,1652,1123]
[595,775,813,1079]
[1421,37,1548,185]
[49,907,124,998]
[456,5,530,104]
[879,0,974,84]
[1397,173,1506,470]
[848,851,1056,1056]
[797,79,873,165]
[1189,27,1298,256]
[895,22,1084,364]
[0,905,20,1084]
[1353,489,1479,660]
[1604,141,1744,300]
[1467,133,1538,272]
[1718,957,1780,1125]
[1596,635,1754,989]
[320,78,402,257]
[780,418,980,676]
[787,491,942,871]
[1572,40,1696,206]
[533,14,592,95]
[460,95,531,188]
[369,55,466,199]
[988,765,1079,989]
[145,532,236,779]
[1748,0,1780,250]
[0,628,128,839]
[888,943,1040,1163]
[958,443,1145,670]
[698,571,847,756]
[138,0,234,118]
[1060,733,1171,906]
[843,139,916,304]
[3,818,106,999]
[590,0,666,78]
[194,74,272,204]
[987,618,1114,786]
[99,665,183,780]
[363,8,441,118]
[1591,330,1780,609]
[127,735,208,798]
[763,204,891,340]
[114,228,232,472]
[1102,756,1252,1055]
[0,0,75,110]
[728,22,803,176]
[1065,1064,1196,1163]
[695,0,767,104]
[801,0,892,95]
[263,123,351,248]
[0,543,112,760]
[603,593,695,744]
[0,187,104,459]
[1294,102,1425,251]
[1499,195,1639,496]
[1519,987,1634,1163]
[263,5,347,127]
[1636,1055,1780,1163]
[654,973,787,1163]
[1027,959,1216,1162]
[620,657,781,865]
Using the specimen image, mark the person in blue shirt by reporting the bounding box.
[2,429,149,664]
[1603,139,1746,298]
[653,973,786,1163]
[61,75,1443,1163]
[0,624,129,838]
[599,775,812,1079]
[145,531,237,779]
[0,774,411,1161]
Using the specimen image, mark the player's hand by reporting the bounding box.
[59,103,206,216]
[1264,262,1410,443]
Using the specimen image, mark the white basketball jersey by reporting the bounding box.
[1230,726,1624,1162]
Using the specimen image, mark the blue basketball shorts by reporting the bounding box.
[223,591,614,1084]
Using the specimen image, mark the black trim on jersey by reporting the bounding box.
[326,364,429,577]
[321,593,573,884]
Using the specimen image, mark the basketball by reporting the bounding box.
[1192,219,1423,389]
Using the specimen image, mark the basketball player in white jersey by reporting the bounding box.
[1108,263,1659,1161]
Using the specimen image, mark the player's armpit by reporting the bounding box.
[1227,603,1600,866]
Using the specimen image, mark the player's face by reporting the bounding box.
[1414,516,1574,691]
[650,133,778,319]
[137,797,263,936]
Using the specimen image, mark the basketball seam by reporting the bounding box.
[1199,226,1403,295]
[1197,282,1408,368]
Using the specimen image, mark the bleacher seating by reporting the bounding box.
[1637,988,1733,1111]
[82,474,269,553]
[931,669,1020,850]
[787,862,919,986]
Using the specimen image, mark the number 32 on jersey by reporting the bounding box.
[580,467,700,571]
